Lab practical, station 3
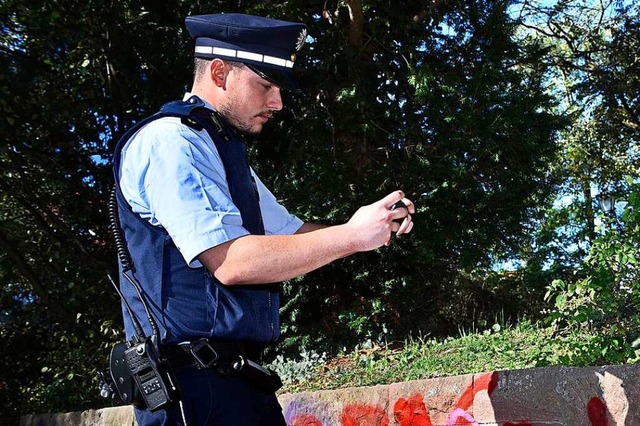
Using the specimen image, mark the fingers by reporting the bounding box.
[385,190,414,237]
[381,190,415,214]
[348,190,415,251]
[400,197,415,214]
[391,213,413,236]
[396,217,414,236]
[381,190,405,209]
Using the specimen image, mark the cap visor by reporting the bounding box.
[246,63,298,91]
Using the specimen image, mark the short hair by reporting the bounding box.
[193,57,245,82]
[193,57,210,82]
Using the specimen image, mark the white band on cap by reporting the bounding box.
[195,45,294,68]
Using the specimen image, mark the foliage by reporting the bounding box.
[544,179,640,365]
[515,0,640,271]
[264,0,565,354]
[267,350,327,384]
[274,320,597,394]
[519,0,640,368]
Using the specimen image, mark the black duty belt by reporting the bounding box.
[163,338,283,393]
[164,338,263,370]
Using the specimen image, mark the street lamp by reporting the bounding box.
[596,192,617,217]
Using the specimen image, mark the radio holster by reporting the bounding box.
[108,337,180,411]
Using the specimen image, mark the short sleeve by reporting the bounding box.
[119,118,250,266]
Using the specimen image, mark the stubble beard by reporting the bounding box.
[218,101,262,136]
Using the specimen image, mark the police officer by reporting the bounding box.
[114,13,414,426]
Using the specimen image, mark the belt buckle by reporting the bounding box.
[190,339,219,369]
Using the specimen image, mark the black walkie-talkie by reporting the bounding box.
[106,273,180,411]
[102,188,180,411]
[123,336,179,410]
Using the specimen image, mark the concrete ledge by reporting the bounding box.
[20,406,135,426]
[21,364,640,425]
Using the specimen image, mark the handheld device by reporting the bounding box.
[122,337,179,410]
[101,188,180,411]
[390,200,408,224]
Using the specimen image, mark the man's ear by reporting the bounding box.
[210,59,228,89]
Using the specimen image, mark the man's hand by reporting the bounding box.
[200,190,415,285]
[344,190,415,251]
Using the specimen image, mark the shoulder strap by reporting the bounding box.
[111,95,265,235]
[112,96,210,181]
[159,95,206,116]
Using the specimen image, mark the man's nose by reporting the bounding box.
[267,88,283,111]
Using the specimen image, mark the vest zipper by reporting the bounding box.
[245,153,274,340]
[268,291,275,341]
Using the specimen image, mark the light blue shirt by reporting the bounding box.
[118,94,303,267]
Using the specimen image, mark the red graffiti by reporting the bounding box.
[393,393,433,426]
[287,372,611,426]
[450,417,474,426]
[587,397,609,426]
[455,372,499,410]
[291,413,323,426]
[341,404,389,426]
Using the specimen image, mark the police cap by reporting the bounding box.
[185,13,307,90]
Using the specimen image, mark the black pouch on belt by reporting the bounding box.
[230,356,283,394]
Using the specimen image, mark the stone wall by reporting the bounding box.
[21,364,640,425]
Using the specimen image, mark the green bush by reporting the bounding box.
[544,179,640,364]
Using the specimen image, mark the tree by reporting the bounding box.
[513,0,640,272]
[259,0,565,345]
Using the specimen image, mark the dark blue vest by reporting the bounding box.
[112,96,279,345]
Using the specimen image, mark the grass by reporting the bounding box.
[273,321,582,394]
